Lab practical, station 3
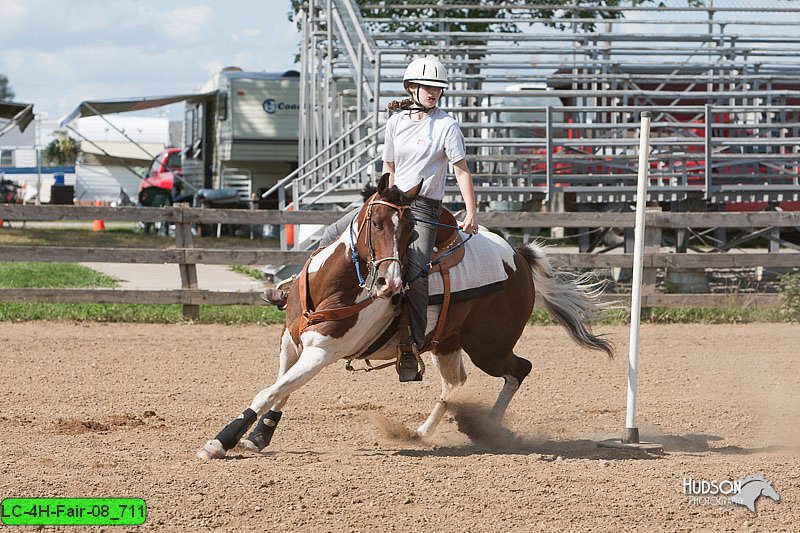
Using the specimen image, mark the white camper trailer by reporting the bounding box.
[184,68,300,203]
[60,68,300,207]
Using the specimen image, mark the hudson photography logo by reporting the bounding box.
[682,475,780,513]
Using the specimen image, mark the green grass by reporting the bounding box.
[0,262,119,289]
[0,303,286,324]
[527,304,786,326]
[0,262,285,324]
[229,264,264,281]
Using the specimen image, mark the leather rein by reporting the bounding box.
[297,195,411,332]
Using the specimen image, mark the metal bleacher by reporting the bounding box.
[268,0,800,225]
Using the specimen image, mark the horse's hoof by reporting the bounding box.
[237,438,262,453]
[196,439,226,460]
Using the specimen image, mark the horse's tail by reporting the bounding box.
[517,242,615,357]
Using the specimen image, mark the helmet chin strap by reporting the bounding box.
[405,86,445,116]
[412,86,433,113]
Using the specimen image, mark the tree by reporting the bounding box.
[0,74,14,101]
[43,135,80,165]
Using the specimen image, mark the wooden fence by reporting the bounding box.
[1,204,799,316]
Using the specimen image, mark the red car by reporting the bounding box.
[139,147,182,193]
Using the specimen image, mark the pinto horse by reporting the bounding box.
[197,174,613,460]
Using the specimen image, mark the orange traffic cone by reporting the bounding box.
[93,200,105,231]
[285,205,294,247]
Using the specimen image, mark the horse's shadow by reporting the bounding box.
[641,433,789,456]
[377,433,791,461]
[364,404,791,461]
[365,405,660,460]
[387,439,659,461]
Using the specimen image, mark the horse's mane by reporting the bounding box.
[360,183,409,205]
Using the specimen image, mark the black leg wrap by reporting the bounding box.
[215,408,257,450]
[245,410,282,451]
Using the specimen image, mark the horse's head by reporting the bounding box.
[354,173,414,299]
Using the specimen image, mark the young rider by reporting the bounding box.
[384,55,478,381]
[263,55,478,382]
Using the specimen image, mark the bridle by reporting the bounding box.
[350,194,412,292]
[293,193,412,334]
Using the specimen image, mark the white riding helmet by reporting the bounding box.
[403,56,448,88]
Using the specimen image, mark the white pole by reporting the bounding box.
[624,111,651,444]
[35,114,42,205]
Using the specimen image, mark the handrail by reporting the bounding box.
[286,123,385,209]
[260,114,375,200]
[336,0,376,63]
[294,141,378,205]
[303,155,383,207]
[331,8,374,102]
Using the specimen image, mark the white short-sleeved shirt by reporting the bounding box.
[382,107,466,201]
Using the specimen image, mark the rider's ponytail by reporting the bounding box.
[387,98,415,112]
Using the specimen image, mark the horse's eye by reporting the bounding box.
[372,220,382,230]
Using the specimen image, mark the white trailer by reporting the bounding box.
[60,68,300,206]
[183,68,299,203]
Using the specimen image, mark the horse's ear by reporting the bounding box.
[377,172,390,195]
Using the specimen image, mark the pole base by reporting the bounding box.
[597,440,663,453]
[623,427,640,444]
[597,427,663,452]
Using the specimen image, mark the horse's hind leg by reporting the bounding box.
[417,337,468,438]
[240,330,300,452]
[489,353,533,422]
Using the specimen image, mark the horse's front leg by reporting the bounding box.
[416,342,468,438]
[239,329,299,453]
[197,343,337,460]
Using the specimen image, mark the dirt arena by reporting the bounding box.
[1,321,798,531]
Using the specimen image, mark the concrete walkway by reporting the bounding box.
[81,263,265,292]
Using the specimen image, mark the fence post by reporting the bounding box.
[641,207,662,316]
[175,203,199,319]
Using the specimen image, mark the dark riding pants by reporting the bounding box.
[406,196,442,349]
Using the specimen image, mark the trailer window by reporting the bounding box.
[184,108,195,147]
[192,105,203,158]
[217,91,228,121]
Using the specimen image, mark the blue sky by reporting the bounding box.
[0,0,300,121]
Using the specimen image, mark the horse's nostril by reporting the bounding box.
[376,277,387,288]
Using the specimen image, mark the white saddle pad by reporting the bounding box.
[428,231,509,296]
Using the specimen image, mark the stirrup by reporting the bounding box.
[396,344,423,382]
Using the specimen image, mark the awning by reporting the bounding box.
[80,141,166,161]
[0,101,35,136]
[59,91,217,127]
